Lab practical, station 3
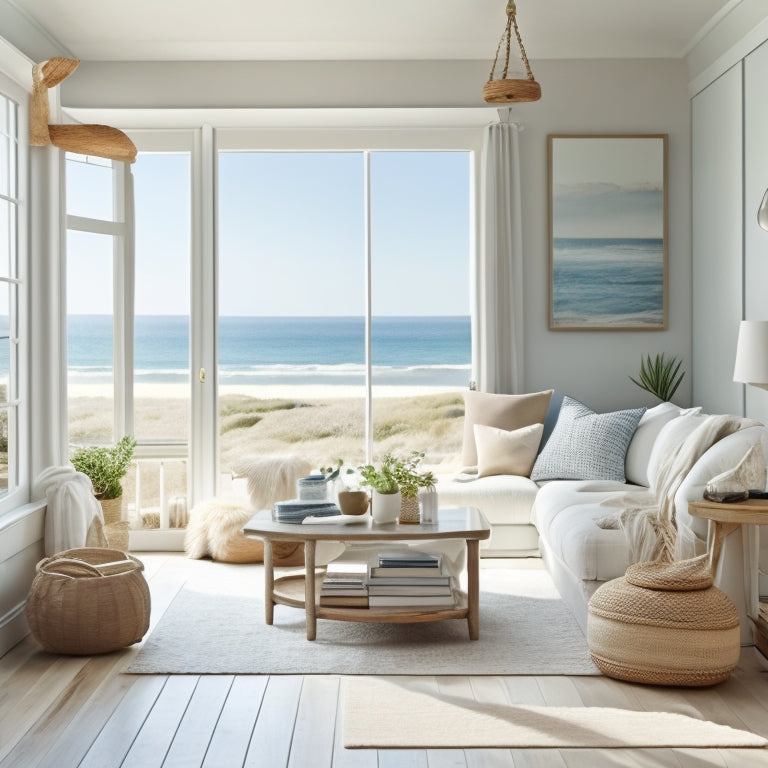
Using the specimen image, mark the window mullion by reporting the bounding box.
[364,150,373,464]
[113,161,135,440]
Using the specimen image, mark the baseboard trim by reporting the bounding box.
[0,600,29,657]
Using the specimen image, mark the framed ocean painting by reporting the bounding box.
[548,134,668,331]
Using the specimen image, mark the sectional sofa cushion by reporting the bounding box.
[530,397,645,483]
[436,473,539,527]
[531,480,635,582]
[460,389,553,470]
[474,422,544,478]
[624,402,681,486]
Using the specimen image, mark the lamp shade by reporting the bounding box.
[733,320,768,388]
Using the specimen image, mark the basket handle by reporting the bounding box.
[38,556,141,579]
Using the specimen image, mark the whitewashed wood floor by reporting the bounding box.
[1,554,768,768]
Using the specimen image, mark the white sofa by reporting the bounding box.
[437,395,768,644]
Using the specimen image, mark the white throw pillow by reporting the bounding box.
[474,422,544,478]
[624,402,681,487]
[460,389,553,471]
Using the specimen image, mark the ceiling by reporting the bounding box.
[13,0,737,62]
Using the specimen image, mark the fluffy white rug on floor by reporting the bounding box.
[343,678,768,749]
[126,567,599,675]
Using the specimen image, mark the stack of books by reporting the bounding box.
[366,551,455,607]
[271,499,341,523]
[319,562,369,607]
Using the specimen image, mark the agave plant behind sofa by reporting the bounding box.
[630,353,685,403]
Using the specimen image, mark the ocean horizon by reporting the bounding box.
[67,315,472,388]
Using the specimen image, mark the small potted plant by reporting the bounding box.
[359,452,436,524]
[358,455,401,523]
[70,435,137,524]
[392,451,436,524]
[320,459,368,515]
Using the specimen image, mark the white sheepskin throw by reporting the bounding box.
[185,497,254,561]
[185,455,344,566]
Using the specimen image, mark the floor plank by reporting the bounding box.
[245,675,303,768]
[288,675,340,768]
[163,676,234,767]
[78,675,168,768]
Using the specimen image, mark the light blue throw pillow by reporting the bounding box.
[530,396,646,482]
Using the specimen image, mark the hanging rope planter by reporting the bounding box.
[483,0,541,104]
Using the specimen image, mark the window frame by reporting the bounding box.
[100,125,481,514]
[0,70,28,516]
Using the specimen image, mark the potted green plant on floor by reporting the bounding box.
[71,435,137,524]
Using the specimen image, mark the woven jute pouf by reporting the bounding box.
[587,557,740,687]
[26,547,150,655]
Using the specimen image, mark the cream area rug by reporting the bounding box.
[126,568,599,675]
[343,678,768,749]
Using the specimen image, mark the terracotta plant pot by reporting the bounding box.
[338,490,369,516]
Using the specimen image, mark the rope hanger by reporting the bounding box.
[483,0,541,104]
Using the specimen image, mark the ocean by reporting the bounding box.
[67,315,472,388]
[552,238,664,327]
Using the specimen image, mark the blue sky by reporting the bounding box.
[67,150,472,317]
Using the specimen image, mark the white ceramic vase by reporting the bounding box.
[371,490,401,524]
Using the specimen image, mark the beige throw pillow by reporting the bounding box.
[461,389,554,471]
[474,422,544,478]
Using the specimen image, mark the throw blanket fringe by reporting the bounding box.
[599,414,746,563]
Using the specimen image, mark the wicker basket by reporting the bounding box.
[99,496,123,525]
[398,496,420,524]
[26,548,151,655]
[587,562,740,687]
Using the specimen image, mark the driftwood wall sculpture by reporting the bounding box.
[31,57,137,164]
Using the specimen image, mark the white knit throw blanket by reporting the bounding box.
[600,414,746,564]
[34,466,107,556]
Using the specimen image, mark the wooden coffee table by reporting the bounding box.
[244,506,490,640]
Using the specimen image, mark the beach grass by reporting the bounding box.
[68,387,466,521]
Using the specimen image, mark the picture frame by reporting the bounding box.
[548,134,668,331]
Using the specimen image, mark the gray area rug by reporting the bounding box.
[126,568,599,675]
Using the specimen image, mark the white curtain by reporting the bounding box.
[478,111,524,394]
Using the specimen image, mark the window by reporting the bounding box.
[66,148,192,531]
[217,148,472,476]
[0,85,25,509]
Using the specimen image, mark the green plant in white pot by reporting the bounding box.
[71,435,136,523]
[359,455,401,524]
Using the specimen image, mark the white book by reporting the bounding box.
[368,594,456,607]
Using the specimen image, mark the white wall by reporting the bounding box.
[515,59,692,411]
[691,64,744,416]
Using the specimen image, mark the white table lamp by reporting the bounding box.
[733,320,768,391]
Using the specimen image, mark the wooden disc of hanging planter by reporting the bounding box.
[482,77,541,103]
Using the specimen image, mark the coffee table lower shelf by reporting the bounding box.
[272,571,470,626]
